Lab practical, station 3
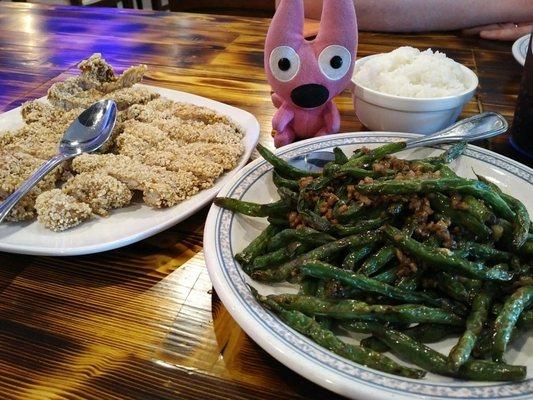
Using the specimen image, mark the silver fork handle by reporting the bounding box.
[405,112,508,149]
[0,154,70,224]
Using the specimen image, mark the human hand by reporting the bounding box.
[463,23,532,41]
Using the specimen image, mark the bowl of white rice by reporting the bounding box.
[351,46,478,134]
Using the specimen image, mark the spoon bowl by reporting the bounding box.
[0,99,117,223]
[60,99,117,156]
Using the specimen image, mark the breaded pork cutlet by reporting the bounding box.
[115,133,222,187]
[154,118,242,146]
[171,101,239,127]
[35,189,92,231]
[127,100,243,146]
[124,98,240,129]
[0,152,58,195]
[1,126,62,160]
[50,85,158,112]
[0,151,63,221]
[47,53,150,110]
[116,122,225,184]
[62,172,132,216]
[120,99,172,121]
[0,102,85,160]
[177,142,243,171]
[2,101,80,148]
[102,87,159,111]
[74,53,147,95]
[0,54,245,230]
[123,105,243,146]
[15,99,126,156]
[117,120,242,172]
[72,154,200,208]
[5,195,40,222]
[21,101,82,127]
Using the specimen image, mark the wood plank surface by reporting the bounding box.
[0,3,529,399]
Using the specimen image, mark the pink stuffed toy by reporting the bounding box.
[265,0,358,147]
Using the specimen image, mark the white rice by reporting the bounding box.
[354,47,471,98]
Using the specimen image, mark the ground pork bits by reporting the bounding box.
[346,184,372,206]
[317,192,339,221]
[299,176,314,189]
[425,219,453,248]
[409,196,433,222]
[288,211,304,229]
[395,248,418,278]
[407,195,455,246]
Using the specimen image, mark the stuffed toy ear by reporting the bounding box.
[265,0,305,51]
[315,0,357,50]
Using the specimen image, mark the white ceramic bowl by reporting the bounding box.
[351,55,479,134]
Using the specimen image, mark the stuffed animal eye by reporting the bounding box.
[278,58,291,71]
[269,46,300,82]
[330,56,343,69]
[318,45,352,81]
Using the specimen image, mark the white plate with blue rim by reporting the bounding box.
[513,34,531,66]
[204,132,532,400]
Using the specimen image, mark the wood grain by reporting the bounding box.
[0,3,529,399]
[168,0,275,17]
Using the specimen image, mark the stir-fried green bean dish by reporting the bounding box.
[215,142,532,381]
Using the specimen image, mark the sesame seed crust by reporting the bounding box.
[1,54,244,230]
[35,189,92,232]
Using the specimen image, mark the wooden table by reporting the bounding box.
[0,3,529,399]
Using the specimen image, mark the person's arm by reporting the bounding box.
[292,0,533,32]
[463,23,532,40]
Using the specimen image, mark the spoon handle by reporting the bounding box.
[405,112,508,149]
[0,154,70,224]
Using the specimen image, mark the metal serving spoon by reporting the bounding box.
[0,99,117,224]
[289,112,508,172]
